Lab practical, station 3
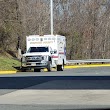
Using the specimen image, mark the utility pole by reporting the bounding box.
[50,0,53,35]
[17,36,22,59]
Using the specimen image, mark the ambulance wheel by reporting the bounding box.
[47,61,52,72]
[21,69,26,72]
[57,65,64,71]
[21,67,26,72]
[34,69,41,72]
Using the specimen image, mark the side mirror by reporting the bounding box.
[50,51,53,54]
[50,50,57,54]
[54,49,57,54]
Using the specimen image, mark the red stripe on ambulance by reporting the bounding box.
[59,52,64,54]
[52,56,58,58]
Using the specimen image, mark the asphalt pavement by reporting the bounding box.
[0,67,110,110]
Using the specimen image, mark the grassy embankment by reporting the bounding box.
[0,56,21,71]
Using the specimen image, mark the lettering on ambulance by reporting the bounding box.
[43,41,53,44]
[30,41,53,44]
[30,42,41,44]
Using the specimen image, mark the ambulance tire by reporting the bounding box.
[47,61,51,72]
[21,67,26,72]
[57,65,64,71]
[21,69,26,72]
[34,69,41,72]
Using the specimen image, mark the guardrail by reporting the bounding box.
[66,59,110,65]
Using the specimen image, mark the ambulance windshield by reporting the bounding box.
[27,47,49,53]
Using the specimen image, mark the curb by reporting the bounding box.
[65,64,110,69]
[0,64,110,74]
[0,71,17,74]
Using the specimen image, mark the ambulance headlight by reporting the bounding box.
[43,55,48,60]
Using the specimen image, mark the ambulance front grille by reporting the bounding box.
[26,56,43,62]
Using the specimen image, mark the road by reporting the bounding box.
[0,67,110,110]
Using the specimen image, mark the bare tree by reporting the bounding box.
[1,0,110,59]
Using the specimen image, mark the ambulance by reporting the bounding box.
[21,35,66,72]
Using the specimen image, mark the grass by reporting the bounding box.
[0,56,21,71]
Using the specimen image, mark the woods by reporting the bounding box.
[0,0,110,59]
